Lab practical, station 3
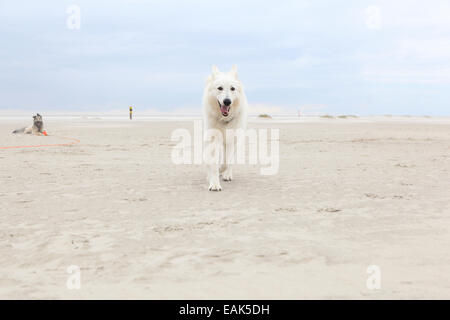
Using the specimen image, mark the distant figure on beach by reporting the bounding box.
[12,113,45,135]
[130,106,133,120]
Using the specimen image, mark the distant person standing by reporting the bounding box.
[129,106,133,120]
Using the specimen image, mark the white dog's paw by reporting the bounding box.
[222,169,233,181]
[208,181,222,191]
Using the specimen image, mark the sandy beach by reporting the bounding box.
[1,116,449,299]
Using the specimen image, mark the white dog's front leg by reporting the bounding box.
[221,139,234,181]
[205,130,223,191]
[209,163,222,191]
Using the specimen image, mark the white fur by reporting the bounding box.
[202,65,248,191]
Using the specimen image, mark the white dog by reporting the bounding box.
[202,65,248,191]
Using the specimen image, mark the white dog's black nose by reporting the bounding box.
[223,98,231,106]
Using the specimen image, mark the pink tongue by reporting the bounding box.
[220,105,229,114]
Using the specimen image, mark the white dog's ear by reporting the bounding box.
[229,65,238,78]
[211,65,220,77]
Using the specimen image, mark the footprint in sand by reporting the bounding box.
[317,208,341,213]
[365,193,385,199]
[274,207,297,213]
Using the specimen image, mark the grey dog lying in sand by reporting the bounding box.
[12,113,45,135]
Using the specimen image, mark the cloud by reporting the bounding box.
[397,38,450,60]
[1,0,450,115]
[362,67,450,83]
[292,55,325,69]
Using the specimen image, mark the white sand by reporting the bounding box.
[1,116,449,299]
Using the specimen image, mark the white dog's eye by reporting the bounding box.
[218,87,223,91]
[230,87,235,91]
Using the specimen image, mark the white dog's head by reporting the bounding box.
[205,65,243,118]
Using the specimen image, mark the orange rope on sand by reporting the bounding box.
[0,136,80,150]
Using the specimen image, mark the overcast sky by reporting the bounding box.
[1,0,450,115]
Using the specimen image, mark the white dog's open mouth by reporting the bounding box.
[218,101,230,117]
